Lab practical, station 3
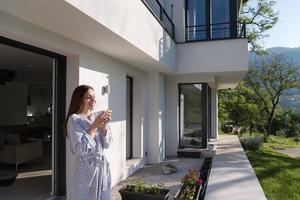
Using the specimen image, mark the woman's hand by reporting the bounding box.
[88,110,112,136]
[101,110,112,132]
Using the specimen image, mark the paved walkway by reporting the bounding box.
[205,135,267,200]
[111,158,204,200]
[275,147,300,158]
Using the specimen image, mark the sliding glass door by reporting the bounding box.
[211,0,230,38]
[185,0,238,41]
[179,83,210,149]
[186,0,207,40]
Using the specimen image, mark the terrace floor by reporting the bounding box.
[112,134,267,200]
[111,157,204,200]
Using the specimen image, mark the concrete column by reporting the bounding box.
[210,88,218,139]
[147,72,165,164]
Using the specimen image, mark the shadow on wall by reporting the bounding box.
[79,65,125,123]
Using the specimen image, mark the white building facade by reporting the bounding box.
[0,0,248,198]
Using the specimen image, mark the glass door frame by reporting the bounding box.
[126,76,133,159]
[0,36,66,196]
[185,0,239,41]
[178,83,210,149]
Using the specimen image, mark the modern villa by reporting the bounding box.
[0,0,248,198]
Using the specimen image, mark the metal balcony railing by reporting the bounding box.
[141,0,175,40]
[186,21,246,42]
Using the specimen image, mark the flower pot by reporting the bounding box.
[119,185,170,200]
[174,184,202,200]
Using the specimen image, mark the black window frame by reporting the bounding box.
[0,35,66,196]
[126,76,133,159]
[185,0,239,42]
[178,83,211,149]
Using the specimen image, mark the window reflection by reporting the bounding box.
[179,84,203,148]
[186,0,207,40]
[211,0,230,39]
[186,0,233,41]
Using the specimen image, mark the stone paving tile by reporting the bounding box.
[111,157,204,200]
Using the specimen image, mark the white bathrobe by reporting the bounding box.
[67,112,113,200]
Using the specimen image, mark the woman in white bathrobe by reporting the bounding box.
[65,85,113,200]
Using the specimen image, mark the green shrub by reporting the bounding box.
[240,136,264,151]
[221,124,233,133]
[275,129,287,137]
[124,181,166,195]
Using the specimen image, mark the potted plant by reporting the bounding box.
[119,181,170,200]
[174,169,204,200]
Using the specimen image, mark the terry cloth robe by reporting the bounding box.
[67,112,113,200]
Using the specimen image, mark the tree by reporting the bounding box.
[219,82,262,135]
[272,109,300,137]
[246,55,300,141]
[240,0,279,55]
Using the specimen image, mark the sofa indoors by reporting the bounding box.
[0,124,43,171]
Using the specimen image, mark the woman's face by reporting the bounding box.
[82,89,96,111]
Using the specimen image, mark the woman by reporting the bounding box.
[65,85,113,200]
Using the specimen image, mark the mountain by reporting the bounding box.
[249,47,300,65]
[248,47,300,112]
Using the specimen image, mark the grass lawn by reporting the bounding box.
[245,136,300,200]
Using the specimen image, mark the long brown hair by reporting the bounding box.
[64,85,94,137]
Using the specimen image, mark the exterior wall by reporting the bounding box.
[147,72,166,163]
[64,0,177,71]
[0,10,149,189]
[177,39,248,74]
[0,0,176,72]
[165,74,215,156]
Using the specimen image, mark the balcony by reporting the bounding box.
[141,0,175,40]
[141,0,247,43]
[186,21,247,42]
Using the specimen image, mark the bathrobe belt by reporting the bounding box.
[78,153,110,191]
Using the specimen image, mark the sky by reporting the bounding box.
[263,0,300,48]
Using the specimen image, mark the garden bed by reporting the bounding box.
[119,182,169,200]
[174,157,213,200]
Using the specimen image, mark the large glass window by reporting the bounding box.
[179,84,203,148]
[211,0,230,39]
[186,0,236,41]
[186,0,207,40]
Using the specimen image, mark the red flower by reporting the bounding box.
[196,179,204,185]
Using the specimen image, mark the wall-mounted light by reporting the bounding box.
[102,85,110,95]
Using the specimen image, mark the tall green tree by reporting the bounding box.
[240,0,279,55]
[219,82,262,134]
[246,55,300,141]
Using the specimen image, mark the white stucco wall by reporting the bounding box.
[177,39,248,74]
[147,72,166,163]
[64,0,177,72]
[0,10,149,190]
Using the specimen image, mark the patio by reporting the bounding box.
[111,134,266,200]
[111,157,205,200]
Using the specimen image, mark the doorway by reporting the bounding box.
[0,36,66,198]
[178,83,210,149]
[126,76,133,159]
